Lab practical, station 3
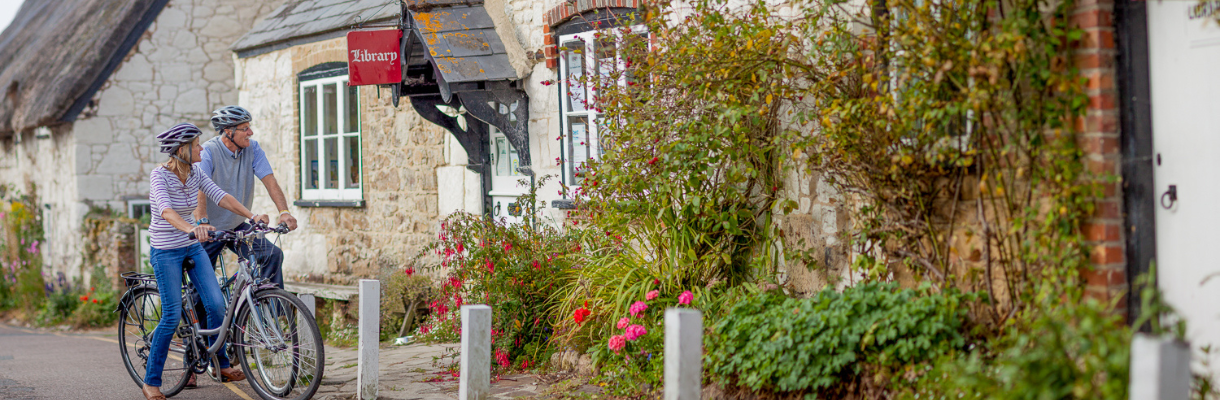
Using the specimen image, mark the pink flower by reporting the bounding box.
[617,317,631,329]
[608,335,626,353]
[645,290,659,300]
[629,301,648,318]
[495,349,510,368]
[503,242,512,252]
[486,260,495,274]
[678,290,694,305]
[625,324,647,341]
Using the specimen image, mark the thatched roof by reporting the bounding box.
[0,0,167,136]
[232,0,475,58]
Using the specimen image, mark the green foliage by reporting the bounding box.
[0,185,47,315]
[316,298,358,348]
[706,283,977,396]
[800,0,1095,320]
[379,270,432,342]
[904,298,1129,400]
[419,176,582,370]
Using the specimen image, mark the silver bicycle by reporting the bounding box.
[116,223,324,400]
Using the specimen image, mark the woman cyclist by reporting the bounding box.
[143,123,269,400]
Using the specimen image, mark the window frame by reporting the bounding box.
[558,25,648,188]
[299,74,363,201]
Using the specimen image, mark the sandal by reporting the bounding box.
[142,385,166,400]
[219,367,246,382]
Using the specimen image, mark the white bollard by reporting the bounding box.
[357,279,380,400]
[297,293,316,319]
[665,308,702,400]
[460,305,492,400]
[1130,333,1191,400]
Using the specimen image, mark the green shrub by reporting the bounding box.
[904,298,1129,400]
[705,283,978,396]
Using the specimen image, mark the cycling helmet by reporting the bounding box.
[210,105,252,132]
[156,123,203,154]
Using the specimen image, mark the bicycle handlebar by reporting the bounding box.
[188,221,290,241]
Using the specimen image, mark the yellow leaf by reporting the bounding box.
[766,94,773,105]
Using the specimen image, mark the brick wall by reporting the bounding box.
[1074,0,1126,312]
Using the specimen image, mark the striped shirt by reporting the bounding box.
[149,164,229,250]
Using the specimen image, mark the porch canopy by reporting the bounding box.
[399,2,533,177]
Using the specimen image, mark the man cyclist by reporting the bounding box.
[194,105,298,289]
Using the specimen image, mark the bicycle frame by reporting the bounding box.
[181,227,290,364]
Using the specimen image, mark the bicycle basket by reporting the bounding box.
[120,271,157,289]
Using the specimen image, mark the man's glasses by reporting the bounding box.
[232,127,252,134]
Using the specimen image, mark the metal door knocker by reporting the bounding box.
[1160,185,1177,209]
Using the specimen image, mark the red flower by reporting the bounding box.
[79,295,88,302]
[503,242,512,252]
[496,349,511,368]
[404,267,415,276]
[573,307,591,325]
[532,260,541,270]
[92,299,98,304]
[486,260,495,274]
[456,242,465,253]
[648,157,658,165]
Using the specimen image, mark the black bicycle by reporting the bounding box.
[116,223,324,400]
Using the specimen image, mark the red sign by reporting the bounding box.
[347,29,402,86]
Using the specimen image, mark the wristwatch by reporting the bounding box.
[194,217,209,226]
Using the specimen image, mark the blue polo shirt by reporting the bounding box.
[199,139,274,180]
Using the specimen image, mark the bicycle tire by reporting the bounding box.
[233,288,324,400]
[117,287,193,398]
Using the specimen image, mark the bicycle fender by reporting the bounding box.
[115,286,154,313]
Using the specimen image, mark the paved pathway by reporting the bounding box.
[316,342,584,400]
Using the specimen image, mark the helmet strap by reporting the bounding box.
[224,127,248,151]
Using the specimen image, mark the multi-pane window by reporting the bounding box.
[558,26,646,187]
[300,75,362,200]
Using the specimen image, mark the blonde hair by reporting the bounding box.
[163,138,197,181]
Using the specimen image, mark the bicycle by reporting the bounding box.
[116,222,325,400]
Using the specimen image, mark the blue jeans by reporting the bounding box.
[145,243,230,387]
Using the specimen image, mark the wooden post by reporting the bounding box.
[357,280,380,400]
[665,308,702,400]
[461,305,492,400]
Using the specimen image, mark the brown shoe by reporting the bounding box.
[184,373,197,388]
[142,384,166,400]
[219,367,246,382]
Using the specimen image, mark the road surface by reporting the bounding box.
[0,323,263,400]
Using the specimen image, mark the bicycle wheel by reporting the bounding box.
[233,288,324,400]
[117,288,193,397]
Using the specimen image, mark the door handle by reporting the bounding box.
[1161,185,1177,209]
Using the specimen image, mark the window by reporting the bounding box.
[558,25,647,187]
[126,199,151,221]
[300,74,362,200]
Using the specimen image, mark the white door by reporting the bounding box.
[489,127,528,225]
[1148,0,1220,371]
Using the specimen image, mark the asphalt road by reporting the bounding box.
[0,323,263,400]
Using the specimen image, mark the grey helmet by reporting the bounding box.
[156,123,203,154]
[210,105,252,132]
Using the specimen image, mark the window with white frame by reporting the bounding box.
[558,25,647,187]
[300,74,362,200]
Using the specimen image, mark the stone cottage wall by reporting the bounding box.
[239,37,458,285]
[0,0,281,280]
